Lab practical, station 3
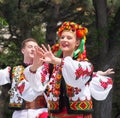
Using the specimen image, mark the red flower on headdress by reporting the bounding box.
[76,27,88,39]
[58,21,88,39]
[76,30,84,39]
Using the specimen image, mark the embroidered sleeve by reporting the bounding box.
[0,66,11,85]
[23,64,49,92]
[89,73,113,100]
[17,79,42,102]
[17,64,50,102]
[62,56,93,88]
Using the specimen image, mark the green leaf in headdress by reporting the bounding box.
[73,38,85,58]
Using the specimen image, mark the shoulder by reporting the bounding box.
[11,65,25,73]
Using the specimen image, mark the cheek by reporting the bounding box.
[23,49,31,56]
[71,45,76,50]
[70,41,76,48]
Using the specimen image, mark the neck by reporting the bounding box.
[63,51,74,58]
[23,59,33,65]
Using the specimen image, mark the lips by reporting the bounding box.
[61,43,69,48]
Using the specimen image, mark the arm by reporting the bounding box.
[17,64,50,102]
[17,77,44,102]
[17,46,50,102]
[62,57,93,88]
[96,68,115,76]
[29,46,44,73]
[24,64,49,92]
[89,68,114,100]
[0,66,11,85]
[39,44,93,88]
[89,73,113,101]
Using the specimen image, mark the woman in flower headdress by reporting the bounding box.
[18,21,114,118]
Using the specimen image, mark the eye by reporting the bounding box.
[27,45,33,48]
[67,36,72,40]
[60,36,65,39]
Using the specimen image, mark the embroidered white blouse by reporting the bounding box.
[18,56,113,102]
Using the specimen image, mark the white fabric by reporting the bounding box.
[0,66,48,117]
[19,65,49,102]
[21,56,112,102]
[18,79,43,102]
[89,73,112,100]
[12,108,47,118]
[62,57,92,88]
[23,65,49,92]
[0,67,11,85]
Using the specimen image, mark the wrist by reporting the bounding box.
[52,57,62,65]
[51,56,56,64]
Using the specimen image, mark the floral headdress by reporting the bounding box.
[52,21,88,60]
[58,21,88,40]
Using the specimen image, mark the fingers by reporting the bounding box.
[48,44,52,52]
[38,47,45,54]
[37,44,51,53]
[106,68,115,75]
[41,44,48,52]
[36,47,44,57]
[108,68,113,71]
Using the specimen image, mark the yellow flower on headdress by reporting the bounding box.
[58,21,88,40]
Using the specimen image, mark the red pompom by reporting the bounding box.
[76,30,84,39]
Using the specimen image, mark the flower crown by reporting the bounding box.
[57,21,88,39]
[52,21,88,60]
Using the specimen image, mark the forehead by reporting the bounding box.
[25,41,38,46]
[61,30,76,37]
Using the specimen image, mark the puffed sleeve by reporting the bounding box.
[0,66,11,85]
[62,56,93,88]
[17,79,43,102]
[17,64,50,102]
[23,64,49,92]
[89,73,113,100]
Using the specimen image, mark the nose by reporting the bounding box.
[31,46,36,51]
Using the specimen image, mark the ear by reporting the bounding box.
[21,48,24,54]
[75,40,80,47]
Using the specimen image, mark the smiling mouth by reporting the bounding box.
[61,44,68,47]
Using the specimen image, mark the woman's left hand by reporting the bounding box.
[97,68,115,76]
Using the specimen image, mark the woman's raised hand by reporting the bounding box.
[39,44,55,64]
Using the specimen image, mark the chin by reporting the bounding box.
[29,55,34,59]
[30,54,34,57]
[61,49,69,52]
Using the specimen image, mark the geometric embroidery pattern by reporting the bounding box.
[48,100,59,110]
[70,100,93,110]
